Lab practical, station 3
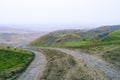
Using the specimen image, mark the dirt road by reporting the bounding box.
[52,48,120,80]
[17,47,120,80]
[17,50,47,80]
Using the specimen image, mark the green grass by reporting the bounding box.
[65,29,120,48]
[102,29,120,43]
[59,41,91,47]
[0,47,34,80]
[108,29,120,37]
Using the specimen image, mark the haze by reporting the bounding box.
[0,0,120,31]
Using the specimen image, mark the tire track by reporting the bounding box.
[52,48,120,80]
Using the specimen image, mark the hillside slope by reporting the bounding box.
[102,29,120,43]
[30,25,120,47]
[0,47,34,80]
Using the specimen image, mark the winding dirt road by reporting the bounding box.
[17,48,120,80]
[17,50,47,80]
[51,48,120,80]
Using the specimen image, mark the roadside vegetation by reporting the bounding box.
[33,48,93,80]
[0,46,34,80]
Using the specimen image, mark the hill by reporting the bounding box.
[0,33,41,47]
[0,27,17,33]
[0,25,33,33]
[30,25,120,47]
[0,26,30,33]
[31,33,81,46]
[87,25,120,39]
[102,29,120,43]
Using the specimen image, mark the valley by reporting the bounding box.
[0,25,120,80]
[1,0,120,79]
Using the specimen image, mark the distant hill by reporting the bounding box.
[0,26,43,46]
[31,33,82,46]
[0,26,15,30]
[0,33,41,47]
[30,25,120,47]
[0,26,24,33]
[87,25,120,39]
[0,26,35,34]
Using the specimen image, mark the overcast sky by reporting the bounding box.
[0,0,120,31]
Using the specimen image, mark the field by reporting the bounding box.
[0,47,34,80]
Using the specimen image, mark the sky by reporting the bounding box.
[0,0,120,31]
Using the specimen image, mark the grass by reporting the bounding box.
[102,47,120,70]
[66,29,120,48]
[32,48,93,80]
[0,47,34,80]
